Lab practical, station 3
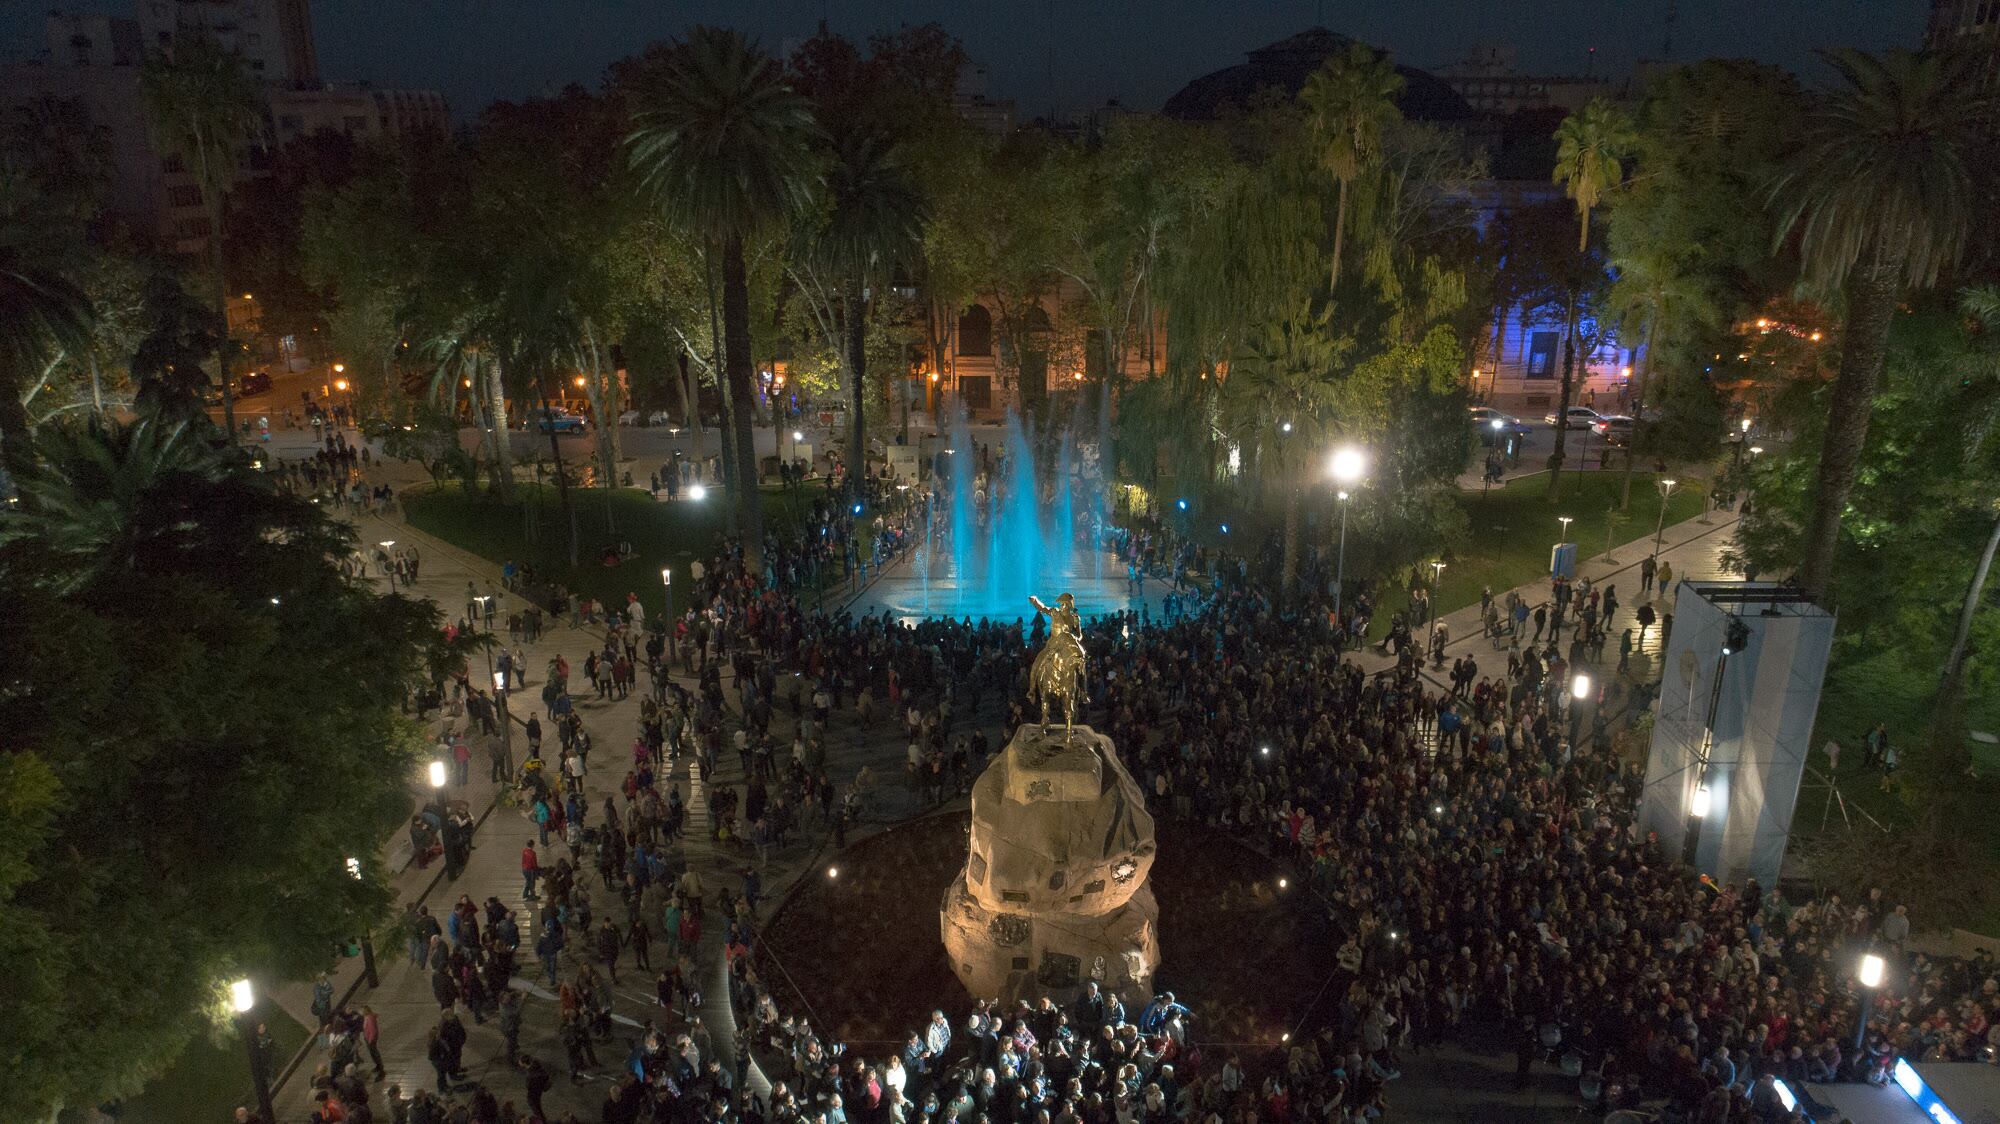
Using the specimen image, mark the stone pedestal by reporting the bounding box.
[939,723,1159,1003]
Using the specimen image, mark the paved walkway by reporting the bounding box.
[265,450,961,1120]
[1345,510,1743,707]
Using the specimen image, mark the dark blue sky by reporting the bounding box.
[5,1,1927,119]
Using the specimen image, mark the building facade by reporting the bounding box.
[3,2,446,254]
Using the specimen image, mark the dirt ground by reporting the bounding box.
[755,813,1338,1054]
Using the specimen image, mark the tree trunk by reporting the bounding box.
[846,284,868,499]
[582,320,618,490]
[1547,292,1578,498]
[1932,507,2000,751]
[535,367,578,567]
[1281,480,1302,595]
[723,233,764,560]
[1620,314,1657,510]
[1798,259,1899,598]
[487,357,515,500]
[88,350,105,420]
[1331,175,1349,292]
[202,147,237,443]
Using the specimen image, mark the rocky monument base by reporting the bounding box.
[939,722,1159,1003]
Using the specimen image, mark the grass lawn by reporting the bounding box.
[1365,471,1708,638]
[117,1000,308,1123]
[403,481,836,611]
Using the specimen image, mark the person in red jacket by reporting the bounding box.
[522,843,540,900]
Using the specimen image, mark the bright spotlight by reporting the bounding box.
[688,484,708,501]
[429,760,447,788]
[1571,673,1591,700]
[1859,952,1886,989]
[826,866,839,880]
[1690,784,1712,818]
[229,978,255,1013]
[1329,446,1367,485]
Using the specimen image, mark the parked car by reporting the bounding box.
[1468,406,1532,444]
[1591,414,1636,445]
[1544,405,1602,428]
[529,409,588,435]
[236,370,272,396]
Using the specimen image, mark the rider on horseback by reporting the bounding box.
[1029,593,1088,733]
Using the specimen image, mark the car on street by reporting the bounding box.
[1468,406,1531,444]
[236,370,272,396]
[1544,405,1602,428]
[1591,414,1636,445]
[528,409,588,435]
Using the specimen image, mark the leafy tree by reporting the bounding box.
[1768,48,1994,597]
[627,27,818,556]
[129,271,219,423]
[140,35,262,440]
[1548,99,1636,495]
[0,417,449,1120]
[0,172,95,483]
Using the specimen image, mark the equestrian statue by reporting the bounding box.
[1028,593,1088,734]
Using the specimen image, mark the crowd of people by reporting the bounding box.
[267,441,2000,1124]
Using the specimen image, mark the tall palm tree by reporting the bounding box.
[0,223,93,484]
[813,125,924,498]
[1300,44,1403,292]
[627,27,817,553]
[141,35,262,444]
[1769,48,1992,598]
[1548,99,1635,497]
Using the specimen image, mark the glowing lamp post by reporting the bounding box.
[346,856,378,988]
[1653,478,1678,557]
[661,566,673,626]
[1329,447,1368,623]
[230,979,277,1123]
[1855,951,1887,1050]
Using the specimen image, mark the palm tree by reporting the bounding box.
[1300,44,1403,292]
[1607,246,1717,508]
[627,26,817,553]
[1548,99,1635,497]
[1220,299,1352,591]
[0,415,228,589]
[0,223,93,484]
[1770,48,1992,598]
[813,125,924,498]
[140,36,262,444]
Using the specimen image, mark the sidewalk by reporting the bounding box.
[1346,510,1743,697]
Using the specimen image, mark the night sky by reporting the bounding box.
[4,1,1927,120]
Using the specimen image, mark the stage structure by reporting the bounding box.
[1638,581,1834,887]
[941,591,1159,1002]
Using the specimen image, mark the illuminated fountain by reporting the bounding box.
[854,407,1155,625]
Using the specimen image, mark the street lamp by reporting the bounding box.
[1427,560,1447,651]
[346,856,379,988]
[688,483,708,502]
[1856,952,1886,1050]
[1570,672,1592,700]
[1329,447,1368,622]
[661,566,674,626]
[230,979,277,1124]
[1652,478,1678,558]
[429,759,448,789]
[1558,515,1574,544]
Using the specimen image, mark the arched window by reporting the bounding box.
[958,304,993,357]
